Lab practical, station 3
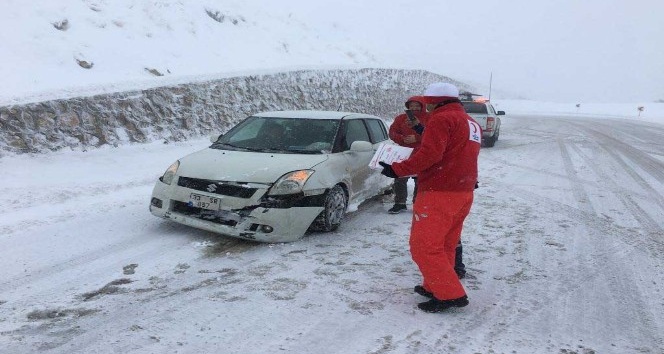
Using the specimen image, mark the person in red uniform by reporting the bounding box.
[379,82,481,313]
[390,97,469,279]
[387,97,429,214]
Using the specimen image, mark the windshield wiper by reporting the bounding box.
[211,142,264,152]
[211,142,233,148]
[291,150,323,154]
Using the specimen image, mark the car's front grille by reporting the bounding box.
[177,177,258,198]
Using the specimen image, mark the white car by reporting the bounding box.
[460,99,505,147]
[149,110,392,242]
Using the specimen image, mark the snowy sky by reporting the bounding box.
[283,0,664,102]
[0,0,662,104]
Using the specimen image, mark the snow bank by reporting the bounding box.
[0,68,470,155]
[494,99,664,126]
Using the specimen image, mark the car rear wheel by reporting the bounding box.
[483,133,497,147]
[309,185,347,232]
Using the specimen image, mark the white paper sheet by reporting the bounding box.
[369,143,413,169]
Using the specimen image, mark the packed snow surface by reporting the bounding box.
[1,108,663,353]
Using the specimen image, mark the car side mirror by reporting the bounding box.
[497,111,506,115]
[209,133,222,143]
[349,140,373,152]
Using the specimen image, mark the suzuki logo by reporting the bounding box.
[206,183,218,192]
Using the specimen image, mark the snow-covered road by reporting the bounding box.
[1,115,663,353]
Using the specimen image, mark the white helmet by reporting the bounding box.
[423,82,459,98]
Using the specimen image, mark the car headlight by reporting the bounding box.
[269,170,314,195]
[161,160,180,185]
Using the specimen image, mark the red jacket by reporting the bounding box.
[389,97,429,151]
[392,102,481,192]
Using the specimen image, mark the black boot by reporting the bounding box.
[413,285,433,298]
[417,295,469,313]
[388,204,407,214]
[454,242,466,279]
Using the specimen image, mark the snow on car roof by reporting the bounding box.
[254,110,381,120]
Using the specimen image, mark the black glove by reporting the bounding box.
[379,161,398,178]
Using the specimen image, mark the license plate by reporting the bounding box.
[188,193,221,211]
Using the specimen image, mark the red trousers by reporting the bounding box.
[410,191,474,300]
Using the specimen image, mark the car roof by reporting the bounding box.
[254,110,382,120]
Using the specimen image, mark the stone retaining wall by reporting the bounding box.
[0,68,468,154]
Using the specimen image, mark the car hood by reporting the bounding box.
[176,148,329,184]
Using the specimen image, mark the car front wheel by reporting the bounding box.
[309,185,347,232]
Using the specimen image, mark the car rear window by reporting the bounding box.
[461,102,488,114]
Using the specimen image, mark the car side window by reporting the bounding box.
[342,119,371,151]
[365,119,388,143]
[488,105,496,115]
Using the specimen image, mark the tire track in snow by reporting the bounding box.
[464,120,663,350]
[511,187,664,350]
[487,153,609,194]
[557,136,595,214]
[568,142,664,247]
[555,134,661,350]
[571,123,664,209]
[567,122,664,252]
[470,118,664,351]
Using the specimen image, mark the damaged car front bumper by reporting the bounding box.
[149,177,325,242]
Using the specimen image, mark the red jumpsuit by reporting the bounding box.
[392,101,481,300]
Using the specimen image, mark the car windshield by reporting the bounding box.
[461,102,488,114]
[211,116,340,154]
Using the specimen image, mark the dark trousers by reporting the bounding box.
[393,177,418,204]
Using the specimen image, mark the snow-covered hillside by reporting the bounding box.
[0,0,377,105]
[2,1,662,104]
